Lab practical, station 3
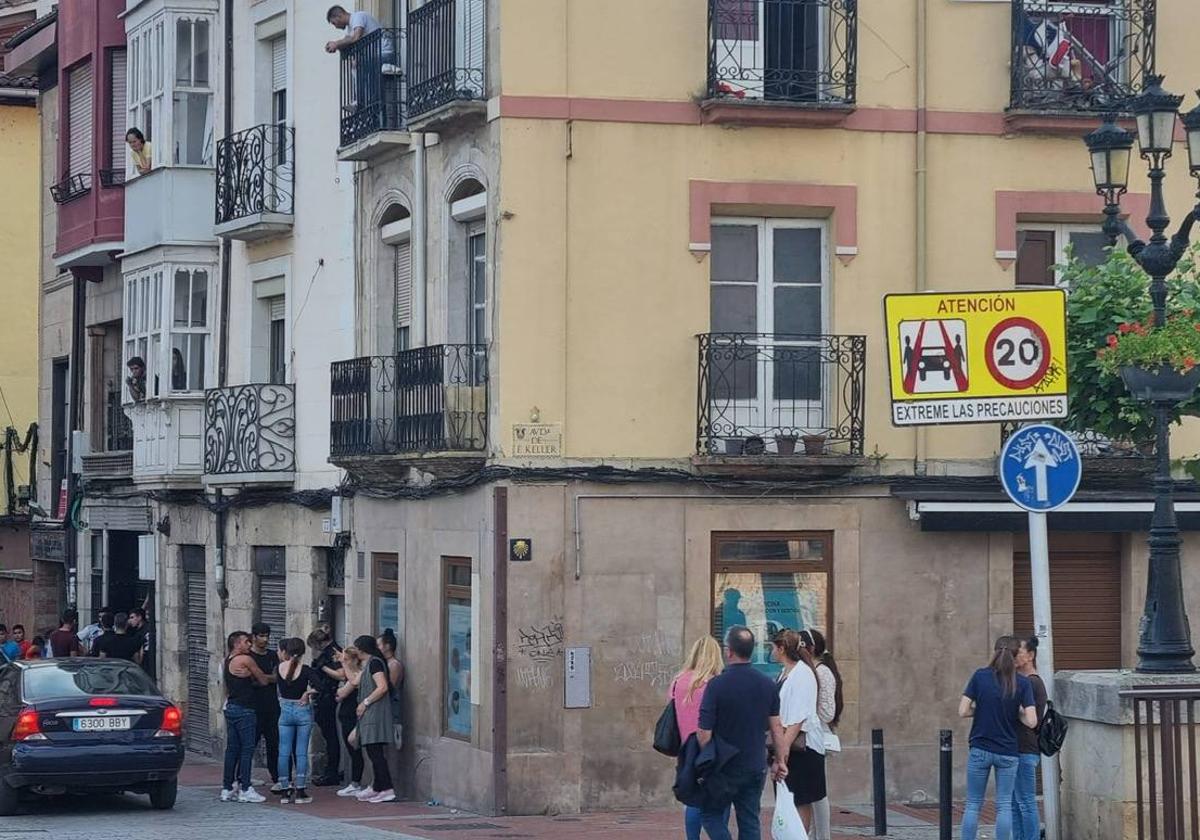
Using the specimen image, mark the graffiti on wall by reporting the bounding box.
[517,619,565,662]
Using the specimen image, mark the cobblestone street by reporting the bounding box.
[0,759,990,840]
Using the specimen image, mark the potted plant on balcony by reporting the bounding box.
[774,433,799,456]
[1097,314,1200,402]
[801,433,828,456]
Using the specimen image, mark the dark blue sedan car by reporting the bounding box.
[0,658,184,813]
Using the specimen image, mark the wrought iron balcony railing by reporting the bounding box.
[1010,0,1151,113]
[1000,421,1151,459]
[697,333,866,456]
[214,124,295,226]
[204,383,296,478]
[330,345,488,457]
[49,173,91,204]
[340,27,406,146]
[106,386,133,452]
[98,168,125,188]
[707,0,857,105]
[407,0,486,120]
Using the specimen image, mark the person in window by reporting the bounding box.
[126,357,147,402]
[324,6,381,54]
[126,128,152,176]
[171,348,187,391]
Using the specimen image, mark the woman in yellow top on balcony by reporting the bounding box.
[126,128,152,176]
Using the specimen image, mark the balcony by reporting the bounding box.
[330,345,487,478]
[338,27,409,161]
[81,387,134,485]
[1000,422,1152,474]
[124,166,217,255]
[406,0,486,128]
[49,173,91,205]
[703,0,857,127]
[128,397,205,489]
[214,124,295,241]
[203,383,296,486]
[696,333,866,473]
[1008,0,1150,131]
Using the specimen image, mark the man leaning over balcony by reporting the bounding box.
[324,5,381,54]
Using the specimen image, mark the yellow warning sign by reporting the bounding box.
[883,289,1068,426]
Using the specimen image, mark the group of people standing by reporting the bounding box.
[670,624,842,840]
[959,634,1048,840]
[221,623,404,806]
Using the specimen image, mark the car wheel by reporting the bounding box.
[148,778,177,810]
[0,780,20,816]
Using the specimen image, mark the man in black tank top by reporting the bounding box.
[222,631,271,803]
[248,623,282,792]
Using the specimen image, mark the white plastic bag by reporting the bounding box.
[772,781,809,840]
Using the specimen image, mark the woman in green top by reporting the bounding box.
[350,635,395,803]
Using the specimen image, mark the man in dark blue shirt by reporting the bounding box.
[697,626,787,840]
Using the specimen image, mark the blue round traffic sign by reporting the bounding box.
[999,424,1082,512]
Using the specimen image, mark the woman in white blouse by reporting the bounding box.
[775,629,826,834]
[802,629,842,840]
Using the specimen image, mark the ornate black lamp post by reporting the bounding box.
[1084,76,1200,673]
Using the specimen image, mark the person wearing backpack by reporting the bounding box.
[959,636,1039,840]
[1012,635,1048,840]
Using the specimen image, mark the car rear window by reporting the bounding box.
[22,662,159,701]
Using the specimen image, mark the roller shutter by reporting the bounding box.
[110,50,127,171]
[257,575,287,647]
[67,62,94,178]
[184,565,211,754]
[1013,535,1122,670]
[394,241,412,332]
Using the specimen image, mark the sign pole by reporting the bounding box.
[1028,510,1060,840]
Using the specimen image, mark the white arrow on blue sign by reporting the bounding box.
[999,424,1082,512]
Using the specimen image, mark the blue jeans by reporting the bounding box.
[961,747,1019,840]
[700,769,766,840]
[1012,753,1041,840]
[277,699,315,789]
[222,702,257,790]
[686,803,732,840]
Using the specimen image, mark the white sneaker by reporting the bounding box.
[337,783,363,797]
[237,786,267,803]
[369,789,396,803]
[270,781,286,794]
[355,787,377,801]
[219,788,236,802]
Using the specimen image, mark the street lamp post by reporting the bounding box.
[1084,76,1200,673]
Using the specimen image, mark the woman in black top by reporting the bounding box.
[276,637,317,803]
[307,628,344,786]
[221,631,271,803]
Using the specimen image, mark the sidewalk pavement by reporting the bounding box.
[178,758,991,839]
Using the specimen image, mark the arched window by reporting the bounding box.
[379,203,412,353]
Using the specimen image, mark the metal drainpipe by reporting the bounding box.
[412,132,427,346]
[64,270,88,608]
[214,0,235,604]
[913,0,929,476]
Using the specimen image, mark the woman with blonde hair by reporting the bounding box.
[670,635,726,840]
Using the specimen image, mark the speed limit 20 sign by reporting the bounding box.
[883,289,1067,426]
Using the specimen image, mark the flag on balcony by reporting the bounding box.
[1022,16,1073,79]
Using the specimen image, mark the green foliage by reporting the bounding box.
[1060,244,1200,446]
[1096,313,1200,375]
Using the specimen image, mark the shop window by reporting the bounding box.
[1016,223,1107,287]
[373,553,399,633]
[442,557,472,739]
[711,532,831,680]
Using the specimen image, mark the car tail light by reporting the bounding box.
[89,697,118,707]
[155,705,182,738]
[12,709,45,742]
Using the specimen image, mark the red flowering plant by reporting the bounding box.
[1063,244,1200,447]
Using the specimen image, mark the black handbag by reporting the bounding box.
[1038,701,1069,757]
[653,700,682,757]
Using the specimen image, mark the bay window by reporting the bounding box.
[126,12,214,175]
[124,265,213,399]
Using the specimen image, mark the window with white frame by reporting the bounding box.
[173,17,212,165]
[127,18,164,174]
[124,266,212,398]
[1015,223,1108,287]
[708,219,830,443]
[171,268,210,392]
[125,269,164,400]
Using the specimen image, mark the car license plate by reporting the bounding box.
[72,716,131,732]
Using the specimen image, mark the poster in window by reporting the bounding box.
[377,592,398,635]
[712,571,827,678]
[446,602,472,736]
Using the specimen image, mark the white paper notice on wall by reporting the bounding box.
[564,646,592,709]
[137,534,157,581]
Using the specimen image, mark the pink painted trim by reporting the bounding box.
[994,190,1152,255]
[689,180,857,253]
[926,110,1008,136]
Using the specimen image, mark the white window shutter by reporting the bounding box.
[268,295,285,322]
[68,63,94,178]
[271,36,287,93]
[394,241,413,330]
[110,50,127,170]
[138,534,158,581]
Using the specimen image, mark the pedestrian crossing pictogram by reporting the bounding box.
[898,319,968,395]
